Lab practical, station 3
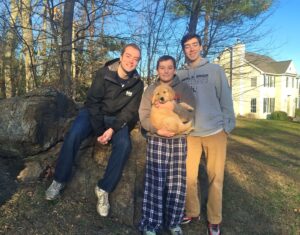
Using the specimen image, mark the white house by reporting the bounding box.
[215,43,300,119]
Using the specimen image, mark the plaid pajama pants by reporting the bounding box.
[139,135,187,232]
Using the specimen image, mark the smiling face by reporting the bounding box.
[183,37,202,63]
[157,59,176,84]
[119,46,141,73]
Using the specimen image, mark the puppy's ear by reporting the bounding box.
[168,86,175,100]
[151,94,156,104]
[152,86,160,104]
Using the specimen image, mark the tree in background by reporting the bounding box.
[59,0,75,98]
[0,0,277,99]
[169,0,273,57]
[20,0,37,92]
[2,0,18,98]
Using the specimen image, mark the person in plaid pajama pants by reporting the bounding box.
[138,55,195,235]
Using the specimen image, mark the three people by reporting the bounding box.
[138,55,195,235]
[45,43,144,217]
[177,33,235,235]
[45,35,235,235]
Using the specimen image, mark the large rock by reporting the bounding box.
[3,88,148,226]
[17,127,147,227]
[66,128,147,226]
[0,87,77,158]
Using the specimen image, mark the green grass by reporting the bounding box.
[223,118,300,234]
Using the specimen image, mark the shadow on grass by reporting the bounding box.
[222,138,299,234]
[0,157,24,206]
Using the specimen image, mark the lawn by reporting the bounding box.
[0,118,299,235]
[222,118,300,234]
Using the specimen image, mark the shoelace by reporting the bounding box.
[53,182,62,190]
[99,193,108,205]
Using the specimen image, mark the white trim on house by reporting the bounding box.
[215,43,299,119]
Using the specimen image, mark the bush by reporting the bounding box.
[295,108,300,117]
[269,111,289,121]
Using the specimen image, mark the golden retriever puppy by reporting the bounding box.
[150,84,194,135]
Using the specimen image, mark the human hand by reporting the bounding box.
[97,128,114,145]
[154,100,175,110]
[157,129,175,137]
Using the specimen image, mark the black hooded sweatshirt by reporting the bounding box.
[85,58,144,136]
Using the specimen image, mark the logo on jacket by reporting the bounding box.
[126,91,133,97]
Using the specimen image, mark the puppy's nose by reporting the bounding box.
[159,97,165,103]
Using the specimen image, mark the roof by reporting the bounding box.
[245,52,291,74]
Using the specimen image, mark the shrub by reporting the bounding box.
[295,108,300,117]
[269,111,289,121]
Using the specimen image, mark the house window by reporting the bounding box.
[264,75,267,87]
[271,76,275,87]
[264,75,275,87]
[286,77,289,88]
[263,98,275,113]
[296,98,300,109]
[292,78,294,88]
[251,77,257,87]
[251,98,256,113]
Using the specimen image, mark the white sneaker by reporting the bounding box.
[45,180,65,200]
[95,186,110,217]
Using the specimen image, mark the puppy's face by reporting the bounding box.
[152,84,175,104]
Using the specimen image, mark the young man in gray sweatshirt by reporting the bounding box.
[177,33,235,235]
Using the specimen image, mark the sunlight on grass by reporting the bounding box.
[224,118,300,234]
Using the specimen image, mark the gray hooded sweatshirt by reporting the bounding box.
[177,58,235,136]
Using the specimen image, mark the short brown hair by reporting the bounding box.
[181,33,202,49]
[121,43,141,57]
[156,55,176,69]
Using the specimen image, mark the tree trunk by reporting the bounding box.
[188,0,201,34]
[3,0,18,98]
[40,0,48,81]
[60,0,75,98]
[88,0,95,80]
[202,10,210,57]
[0,45,3,98]
[20,0,37,92]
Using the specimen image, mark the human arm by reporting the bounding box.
[111,80,144,132]
[139,85,175,137]
[215,67,236,133]
[173,83,195,123]
[85,69,106,136]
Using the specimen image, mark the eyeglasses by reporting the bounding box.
[184,42,200,50]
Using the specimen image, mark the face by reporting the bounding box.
[157,59,176,84]
[183,37,202,62]
[152,84,175,104]
[119,46,141,73]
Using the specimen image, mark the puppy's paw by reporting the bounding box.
[179,102,194,111]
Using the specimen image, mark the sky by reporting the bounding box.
[255,0,300,73]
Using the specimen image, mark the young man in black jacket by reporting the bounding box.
[45,43,144,217]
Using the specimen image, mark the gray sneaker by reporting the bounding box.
[95,186,110,217]
[169,226,183,235]
[45,180,65,200]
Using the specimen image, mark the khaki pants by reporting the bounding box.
[185,131,227,224]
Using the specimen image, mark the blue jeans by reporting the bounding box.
[54,108,132,192]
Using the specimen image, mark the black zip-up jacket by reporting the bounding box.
[85,59,144,136]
